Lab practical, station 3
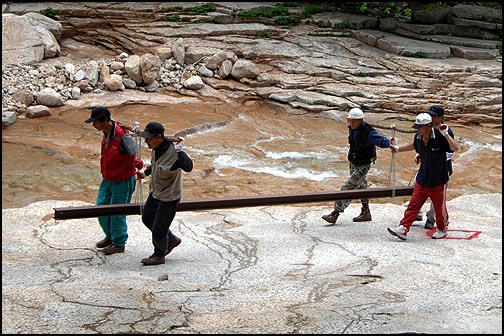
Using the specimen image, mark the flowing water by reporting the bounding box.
[2,100,502,210]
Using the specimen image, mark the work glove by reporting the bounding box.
[390,145,399,153]
[134,159,144,170]
[175,136,185,152]
[415,153,421,164]
[136,170,146,180]
[438,124,449,136]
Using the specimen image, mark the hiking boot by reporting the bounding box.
[424,218,435,229]
[102,244,125,255]
[96,237,112,248]
[387,225,408,241]
[432,229,447,239]
[165,236,181,256]
[353,207,372,222]
[321,210,340,224]
[141,254,165,266]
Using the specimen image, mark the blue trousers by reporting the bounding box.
[96,176,136,247]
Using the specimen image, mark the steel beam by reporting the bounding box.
[53,187,413,220]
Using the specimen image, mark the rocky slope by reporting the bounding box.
[2,2,502,128]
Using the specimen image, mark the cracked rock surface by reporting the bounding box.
[2,195,501,334]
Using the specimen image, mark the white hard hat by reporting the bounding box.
[347,108,364,119]
[412,113,432,129]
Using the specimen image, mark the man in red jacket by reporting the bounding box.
[85,106,139,254]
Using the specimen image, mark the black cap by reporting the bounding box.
[85,106,111,123]
[427,104,445,117]
[139,121,165,137]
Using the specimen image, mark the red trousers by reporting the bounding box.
[400,183,449,233]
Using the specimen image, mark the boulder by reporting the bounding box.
[2,14,45,65]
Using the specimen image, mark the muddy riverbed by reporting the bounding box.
[2,99,502,210]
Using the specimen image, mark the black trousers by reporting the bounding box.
[141,193,180,257]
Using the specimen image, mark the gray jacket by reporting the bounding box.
[149,144,183,202]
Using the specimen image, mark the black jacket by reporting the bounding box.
[347,122,376,165]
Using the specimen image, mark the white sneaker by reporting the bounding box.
[387,225,408,241]
[432,230,447,239]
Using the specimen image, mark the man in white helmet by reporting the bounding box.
[387,112,460,240]
[322,107,394,225]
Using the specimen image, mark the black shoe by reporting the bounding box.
[142,254,165,266]
[102,244,125,255]
[424,218,435,229]
[96,237,112,248]
[165,236,181,256]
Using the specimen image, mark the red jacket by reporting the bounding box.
[100,122,136,181]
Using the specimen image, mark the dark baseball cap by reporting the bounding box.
[427,104,445,117]
[139,121,165,137]
[85,106,111,123]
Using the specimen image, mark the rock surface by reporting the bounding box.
[1,3,502,333]
[2,194,502,333]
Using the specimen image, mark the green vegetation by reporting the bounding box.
[43,7,59,19]
[482,35,501,41]
[301,4,322,18]
[240,4,305,26]
[498,43,502,55]
[407,51,428,58]
[383,3,412,21]
[162,14,180,22]
[337,21,350,29]
[155,1,501,32]
[262,32,272,38]
[338,3,362,13]
[425,3,443,12]
[301,3,335,18]
[240,2,500,25]
[240,5,288,18]
[275,15,299,26]
[188,3,217,15]
[479,2,501,9]
[359,2,368,13]
[340,2,412,21]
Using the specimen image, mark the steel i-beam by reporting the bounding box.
[53,187,414,220]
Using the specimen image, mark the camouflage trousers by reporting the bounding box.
[332,162,370,213]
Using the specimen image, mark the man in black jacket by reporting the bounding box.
[322,108,392,225]
[423,105,455,229]
[388,113,460,240]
